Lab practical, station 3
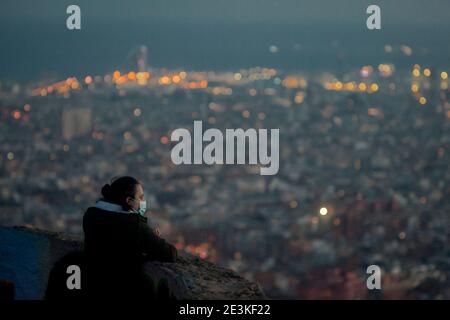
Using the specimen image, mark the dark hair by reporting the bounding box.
[101,176,141,210]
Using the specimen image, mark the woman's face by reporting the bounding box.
[126,184,144,211]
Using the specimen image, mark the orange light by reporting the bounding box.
[159,76,171,85]
[127,71,136,80]
[370,83,379,92]
[116,75,128,85]
[172,75,181,83]
[345,82,356,91]
[70,81,79,90]
[113,71,121,80]
[84,76,93,85]
[123,131,132,140]
[187,82,197,89]
[295,92,305,104]
[282,76,300,88]
[401,46,412,56]
[160,136,169,144]
[12,110,21,120]
[419,97,427,105]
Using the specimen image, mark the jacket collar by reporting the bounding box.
[95,200,130,214]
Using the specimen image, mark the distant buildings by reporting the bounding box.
[0,60,449,299]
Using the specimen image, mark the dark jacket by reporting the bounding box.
[83,206,177,263]
[82,204,177,298]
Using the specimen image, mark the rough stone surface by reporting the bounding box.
[0,226,266,300]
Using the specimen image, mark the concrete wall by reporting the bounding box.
[0,226,82,299]
[0,226,266,300]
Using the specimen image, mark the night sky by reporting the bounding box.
[1,0,449,80]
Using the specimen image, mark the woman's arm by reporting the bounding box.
[137,216,178,262]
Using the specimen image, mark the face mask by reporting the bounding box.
[131,198,146,216]
[137,200,147,216]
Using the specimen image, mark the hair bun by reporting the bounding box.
[101,184,112,199]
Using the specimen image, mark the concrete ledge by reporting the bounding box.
[0,226,266,300]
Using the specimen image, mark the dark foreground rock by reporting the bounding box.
[0,226,266,300]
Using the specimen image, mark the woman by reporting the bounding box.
[83,176,177,299]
